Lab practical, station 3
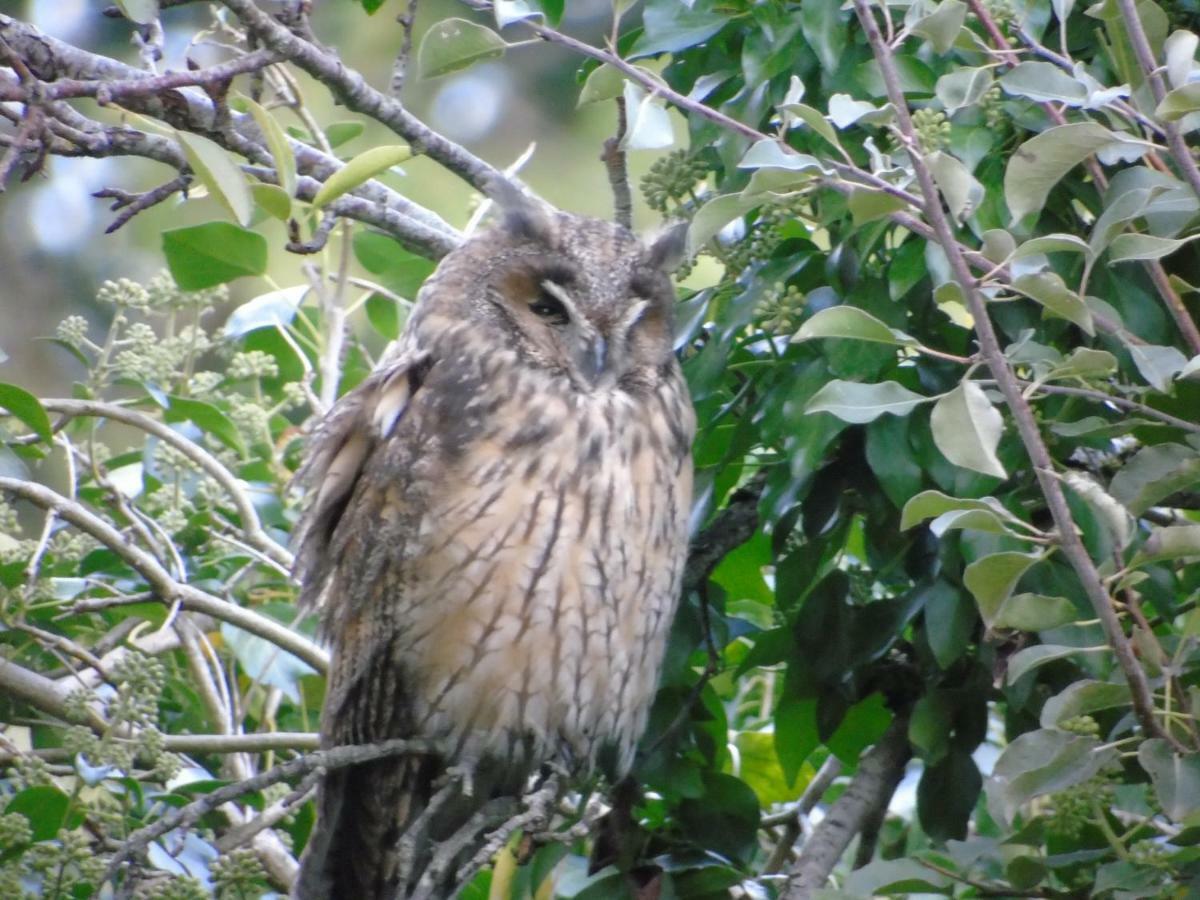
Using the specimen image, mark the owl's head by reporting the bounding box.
[415,187,688,393]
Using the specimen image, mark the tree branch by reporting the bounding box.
[0,478,327,673]
[781,714,911,898]
[852,0,1175,749]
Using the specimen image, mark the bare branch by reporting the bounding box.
[93,175,192,234]
[0,478,327,673]
[103,736,434,890]
[217,0,508,193]
[602,96,632,229]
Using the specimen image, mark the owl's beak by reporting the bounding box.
[576,334,609,385]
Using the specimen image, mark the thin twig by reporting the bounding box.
[392,0,419,97]
[93,175,191,234]
[602,96,633,229]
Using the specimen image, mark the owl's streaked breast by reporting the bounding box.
[391,345,694,775]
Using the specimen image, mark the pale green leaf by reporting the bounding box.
[1165,30,1199,89]
[116,0,158,24]
[1139,739,1200,821]
[1046,347,1118,380]
[1005,122,1150,224]
[847,188,909,226]
[1040,681,1130,729]
[312,145,411,209]
[417,18,507,80]
[687,194,754,256]
[1156,82,1200,121]
[577,64,625,106]
[963,551,1041,626]
[804,380,930,424]
[1006,644,1111,685]
[930,381,1007,478]
[245,98,297,198]
[792,306,912,346]
[1109,232,1199,261]
[900,490,1017,531]
[1000,62,1089,104]
[1130,525,1200,567]
[995,593,1079,632]
[1011,271,1094,334]
[622,81,674,150]
[176,130,254,226]
[1110,443,1200,515]
[986,729,1118,827]
[927,151,984,223]
[827,94,895,128]
[911,0,967,53]
[1126,341,1189,391]
[936,66,995,113]
[778,102,842,153]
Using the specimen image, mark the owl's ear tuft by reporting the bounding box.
[645,221,689,273]
[488,176,558,245]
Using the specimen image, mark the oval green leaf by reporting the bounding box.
[805,379,930,424]
[162,222,269,290]
[176,130,254,226]
[417,18,507,80]
[0,382,53,444]
[312,145,412,210]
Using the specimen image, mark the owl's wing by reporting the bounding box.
[291,350,431,614]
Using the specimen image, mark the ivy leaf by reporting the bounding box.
[223,286,310,337]
[1011,272,1094,334]
[986,730,1118,826]
[1040,681,1130,729]
[417,18,507,79]
[1125,341,1188,391]
[930,381,1007,478]
[1138,739,1200,821]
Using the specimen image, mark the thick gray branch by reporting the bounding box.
[782,715,911,898]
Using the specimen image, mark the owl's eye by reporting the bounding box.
[529,291,570,325]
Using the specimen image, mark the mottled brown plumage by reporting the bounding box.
[291,195,694,900]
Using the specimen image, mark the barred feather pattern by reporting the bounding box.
[292,208,694,900]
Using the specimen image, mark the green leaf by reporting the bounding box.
[1156,82,1200,120]
[1006,644,1110,684]
[1126,341,1189,391]
[963,551,1041,627]
[901,490,1017,530]
[1130,525,1200,567]
[3,785,78,841]
[800,0,847,72]
[775,698,819,787]
[115,0,158,25]
[312,145,411,209]
[1138,739,1200,821]
[417,18,507,79]
[325,121,365,149]
[918,749,981,841]
[163,222,269,290]
[1011,272,1094,334]
[778,102,843,153]
[994,593,1079,631]
[251,183,293,221]
[622,81,675,150]
[999,61,1089,104]
[1165,29,1199,89]
[847,188,910,226]
[911,0,968,53]
[792,306,912,346]
[163,396,247,456]
[1110,443,1200,515]
[628,0,727,56]
[577,64,625,106]
[176,130,254,226]
[936,66,994,113]
[827,693,891,765]
[1012,232,1094,262]
[221,622,317,702]
[1046,347,1117,380]
[805,379,930,424]
[365,294,404,340]
[353,231,436,297]
[1005,122,1150,224]
[1110,232,1200,261]
[986,730,1118,827]
[909,693,953,763]
[687,194,754,256]
[827,94,895,128]
[923,580,974,669]
[930,381,1007,478]
[1040,680,1130,728]
[928,508,1014,537]
[0,382,53,444]
[245,97,297,198]
[926,151,984,223]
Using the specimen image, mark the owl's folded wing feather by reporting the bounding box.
[291,351,431,614]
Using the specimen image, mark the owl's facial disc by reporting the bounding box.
[540,279,611,389]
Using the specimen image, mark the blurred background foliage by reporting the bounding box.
[2,0,1200,898]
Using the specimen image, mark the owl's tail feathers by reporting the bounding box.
[292,752,440,900]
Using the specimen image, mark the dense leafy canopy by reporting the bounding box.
[2,0,1200,897]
